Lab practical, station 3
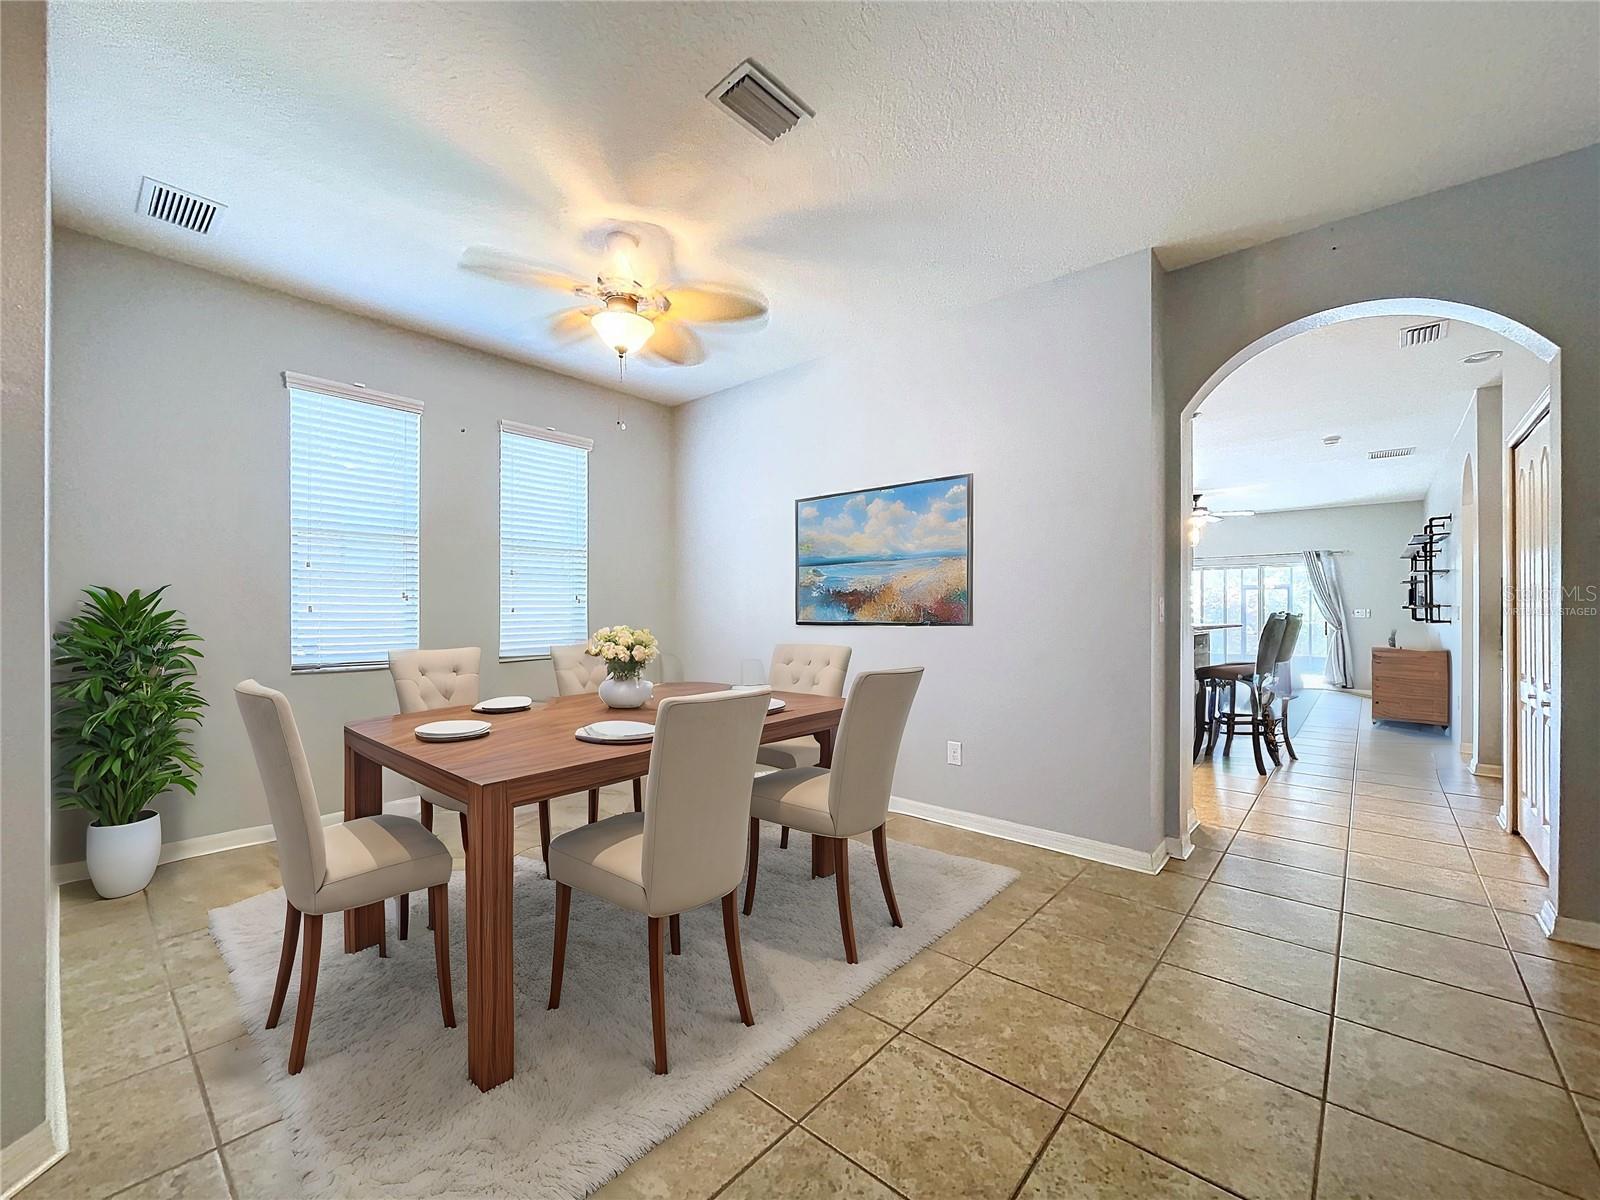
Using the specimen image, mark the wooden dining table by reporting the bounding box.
[342,681,845,1092]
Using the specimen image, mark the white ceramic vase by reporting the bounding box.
[598,675,653,710]
[86,810,162,899]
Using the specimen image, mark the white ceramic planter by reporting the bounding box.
[86,810,162,899]
[598,675,653,710]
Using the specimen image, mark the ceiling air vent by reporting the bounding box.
[707,60,812,142]
[137,177,224,234]
[1398,320,1449,348]
[1368,446,1417,460]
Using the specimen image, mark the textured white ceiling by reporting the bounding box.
[48,2,1600,404]
[1194,315,1538,513]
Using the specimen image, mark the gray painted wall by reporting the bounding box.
[1,0,52,1155]
[674,251,1167,858]
[49,231,678,862]
[1161,146,1600,924]
[1193,500,1428,692]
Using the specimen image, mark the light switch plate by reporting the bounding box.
[1353,608,1372,618]
[946,741,962,765]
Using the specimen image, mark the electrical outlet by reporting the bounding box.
[1353,608,1372,618]
[946,741,962,766]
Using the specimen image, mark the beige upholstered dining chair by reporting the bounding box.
[758,644,852,850]
[545,687,771,1075]
[744,667,923,964]
[551,641,645,816]
[388,647,479,848]
[236,681,455,1075]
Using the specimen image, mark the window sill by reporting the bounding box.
[498,654,553,664]
[290,662,390,675]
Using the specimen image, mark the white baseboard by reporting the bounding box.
[889,796,1167,875]
[1461,741,1473,759]
[1538,900,1600,950]
[1,1120,65,1199]
[53,811,342,886]
[1165,835,1194,861]
[1472,763,1504,779]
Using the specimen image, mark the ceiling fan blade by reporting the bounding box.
[636,320,705,367]
[550,308,597,345]
[661,284,768,324]
[460,245,590,294]
[1213,509,1257,518]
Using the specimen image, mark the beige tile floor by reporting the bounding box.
[28,697,1600,1199]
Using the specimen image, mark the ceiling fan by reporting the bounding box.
[1188,492,1256,545]
[459,229,767,374]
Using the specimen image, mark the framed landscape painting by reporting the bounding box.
[796,474,971,625]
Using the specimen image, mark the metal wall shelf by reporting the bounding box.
[1404,514,1452,624]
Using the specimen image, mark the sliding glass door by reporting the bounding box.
[1192,558,1331,682]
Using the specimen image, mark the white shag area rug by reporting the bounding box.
[210,824,1015,1199]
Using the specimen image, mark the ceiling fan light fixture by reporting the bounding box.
[591,296,654,358]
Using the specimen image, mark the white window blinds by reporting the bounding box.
[286,374,421,670]
[500,420,591,659]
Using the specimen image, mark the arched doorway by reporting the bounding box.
[1176,297,1560,875]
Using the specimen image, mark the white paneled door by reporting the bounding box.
[1511,410,1553,871]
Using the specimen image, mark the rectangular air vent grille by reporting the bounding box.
[138,177,224,234]
[1399,320,1448,348]
[1368,446,1417,460]
[707,60,812,142]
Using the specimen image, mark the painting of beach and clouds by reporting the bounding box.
[796,474,971,625]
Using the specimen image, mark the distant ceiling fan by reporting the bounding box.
[1188,493,1256,545]
[459,228,767,374]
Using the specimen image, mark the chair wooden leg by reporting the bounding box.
[538,801,551,862]
[429,884,455,1028]
[834,837,858,964]
[421,800,434,832]
[378,912,388,958]
[1280,699,1298,760]
[1193,678,1206,761]
[1223,682,1238,755]
[287,913,322,1074]
[648,916,668,1075]
[721,891,755,1026]
[779,826,789,849]
[397,893,409,941]
[669,913,681,956]
[458,811,469,853]
[1205,682,1224,755]
[743,818,760,916]
[632,777,643,813]
[871,825,903,927]
[266,901,301,1030]
[587,788,600,824]
[547,882,571,1010]
[1248,684,1268,775]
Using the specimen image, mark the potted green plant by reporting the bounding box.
[54,586,206,898]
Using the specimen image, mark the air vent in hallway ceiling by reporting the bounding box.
[1398,320,1449,348]
[707,60,813,142]
[1368,446,1417,460]
[137,177,224,234]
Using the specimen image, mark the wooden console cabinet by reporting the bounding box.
[1371,648,1450,728]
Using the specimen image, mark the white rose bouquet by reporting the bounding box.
[586,625,660,682]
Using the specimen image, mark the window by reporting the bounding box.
[499,420,590,659]
[286,374,421,671]
[1192,556,1331,672]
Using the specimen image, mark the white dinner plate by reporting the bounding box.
[415,719,492,742]
[575,720,655,745]
[767,697,787,713]
[473,695,533,714]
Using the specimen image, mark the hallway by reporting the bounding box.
[1190,689,1597,1197]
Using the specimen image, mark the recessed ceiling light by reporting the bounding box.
[1463,350,1503,363]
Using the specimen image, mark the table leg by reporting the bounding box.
[812,727,839,878]
[466,783,515,1091]
[343,743,385,954]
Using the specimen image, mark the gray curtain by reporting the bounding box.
[1302,550,1353,689]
